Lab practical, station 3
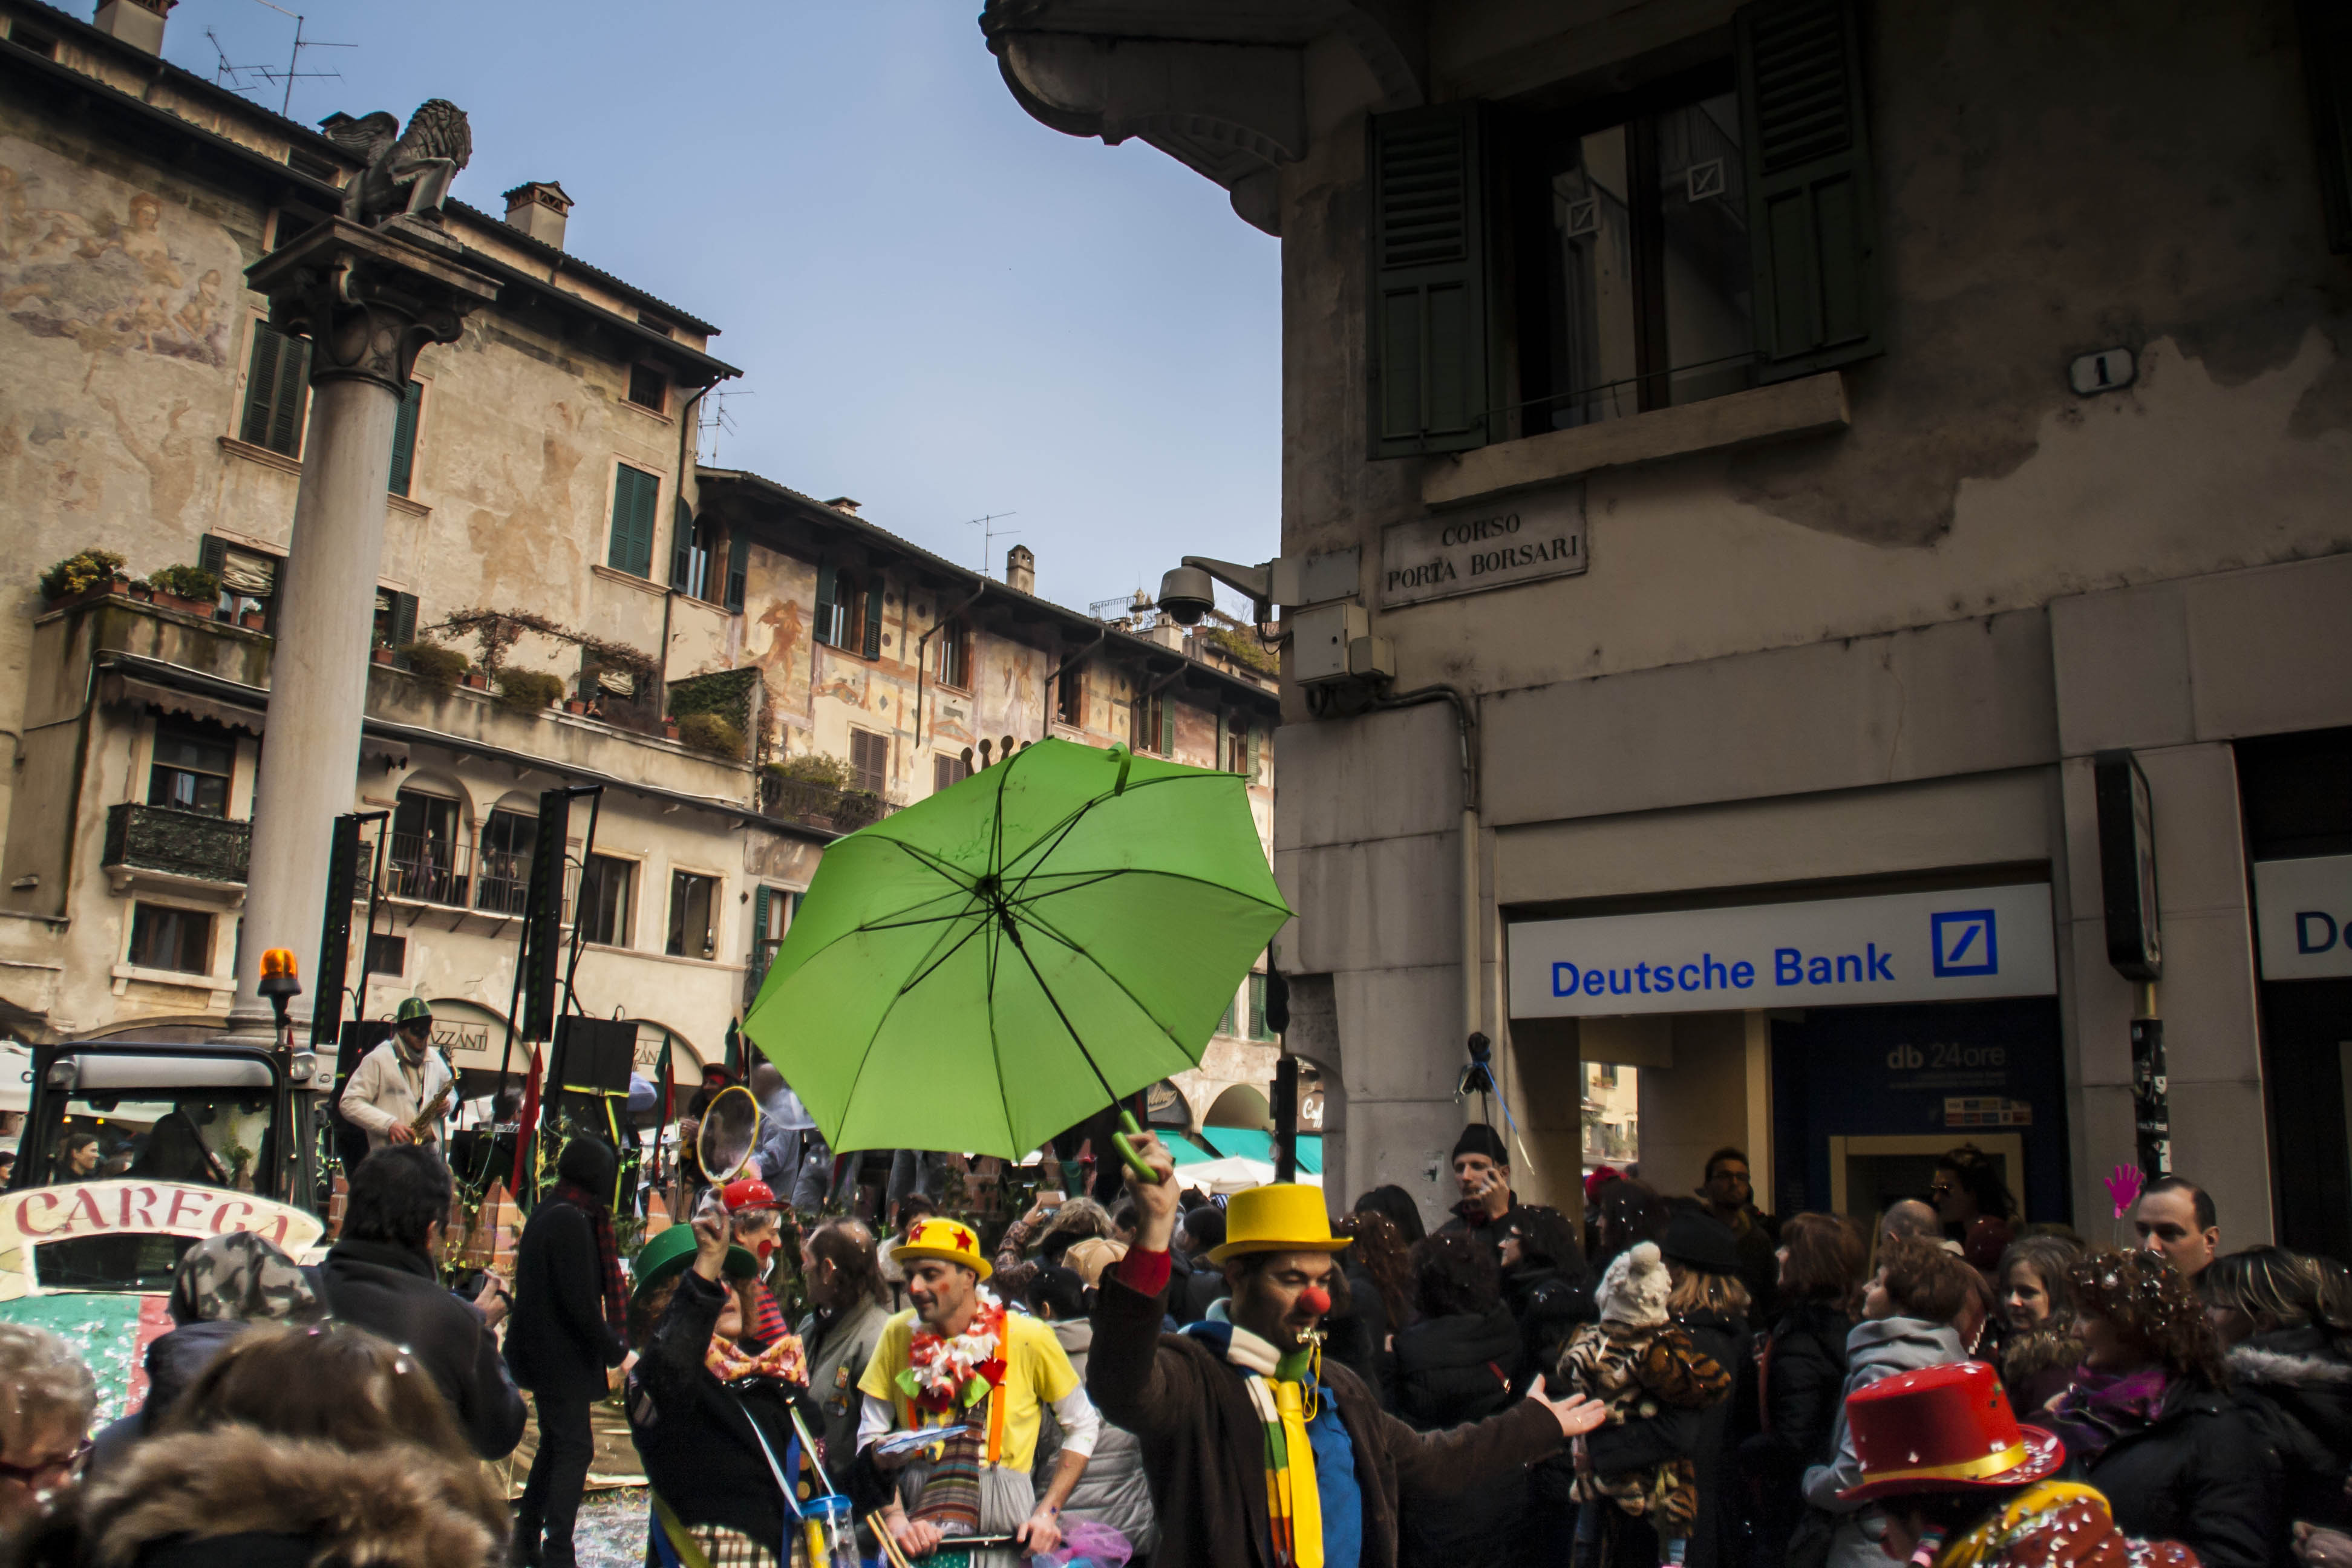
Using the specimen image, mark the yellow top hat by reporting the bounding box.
[1207,1184,1352,1265]
[893,1215,992,1281]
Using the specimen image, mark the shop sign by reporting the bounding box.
[1379,486,1587,609]
[0,1181,324,1301]
[1507,883,2056,1019]
[2253,853,2352,980]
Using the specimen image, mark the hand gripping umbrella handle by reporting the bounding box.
[1112,1108,1165,1184]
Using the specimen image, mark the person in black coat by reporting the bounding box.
[1659,1209,1753,1568]
[625,1212,818,1555]
[2045,1248,2275,1568]
[2202,1246,2352,1542]
[318,1144,527,1461]
[1394,1230,1526,1568]
[1501,1204,1596,1393]
[507,1138,630,1568]
[1738,1212,1863,1568]
[1173,1204,1229,1324]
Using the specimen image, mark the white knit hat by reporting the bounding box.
[1595,1240,1671,1327]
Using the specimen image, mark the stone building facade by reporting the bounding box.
[985,0,2352,1243]
[0,0,1285,1132]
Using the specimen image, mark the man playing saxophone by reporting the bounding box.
[341,996,457,1153]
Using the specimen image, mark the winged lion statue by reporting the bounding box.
[318,99,472,227]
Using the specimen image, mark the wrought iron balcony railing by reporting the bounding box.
[102,803,251,884]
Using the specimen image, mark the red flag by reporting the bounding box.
[511,1045,542,1198]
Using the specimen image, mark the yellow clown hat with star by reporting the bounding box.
[893,1215,992,1280]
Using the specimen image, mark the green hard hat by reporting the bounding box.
[632,1221,759,1299]
[395,997,433,1024]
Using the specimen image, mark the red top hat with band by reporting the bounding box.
[1837,1362,2066,1503]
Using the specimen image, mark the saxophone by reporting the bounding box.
[410,1075,454,1142]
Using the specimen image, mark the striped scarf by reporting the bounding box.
[550,1178,628,1343]
[1224,1325,1325,1568]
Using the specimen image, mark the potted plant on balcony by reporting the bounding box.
[146,563,222,618]
[676,712,746,760]
[128,578,154,603]
[38,549,128,610]
[493,668,565,716]
[238,606,267,630]
[396,641,470,696]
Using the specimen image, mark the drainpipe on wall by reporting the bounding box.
[914,581,989,748]
[656,384,714,720]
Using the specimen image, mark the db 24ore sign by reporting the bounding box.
[1507,883,2057,1019]
[1380,487,1587,609]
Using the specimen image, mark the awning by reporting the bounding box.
[97,671,263,736]
[1199,1127,1321,1174]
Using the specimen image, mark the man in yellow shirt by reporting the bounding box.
[859,1216,1096,1563]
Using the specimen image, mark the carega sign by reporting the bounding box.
[1379,486,1587,609]
[0,1180,324,1300]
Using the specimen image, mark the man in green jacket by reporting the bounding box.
[1090,1131,1606,1568]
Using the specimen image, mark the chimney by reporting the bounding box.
[501,181,574,249]
[93,0,173,54]
[1005,544,1035,595]
[823,497,861,516]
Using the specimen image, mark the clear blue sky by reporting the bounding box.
[157,0,1281,615]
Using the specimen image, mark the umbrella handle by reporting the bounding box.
[1112,1108,1165,1184]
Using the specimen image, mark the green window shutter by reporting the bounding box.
[197,534,227,581]
[1367,102,1493,459]
[609,465,658,576]
[725,532,750,612]
[750,884,773,984]
[814,565,837,647]
[1159,694,1175,756]
[671,510,696,592]
[862,578,884,660]
[387,380,422,495]
[1737,0,1883,381]
[390,591,418,648]
[2299,0,2352,253]
[240,324,311,456]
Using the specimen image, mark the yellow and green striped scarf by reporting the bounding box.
[1237,1340,1325,1568]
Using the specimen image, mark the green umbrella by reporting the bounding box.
[743,738,1291,1168]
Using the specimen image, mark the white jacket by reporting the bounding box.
[339,1040,455,1152]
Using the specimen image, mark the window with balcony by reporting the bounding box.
[475,808,536,915]
[578,854,634,947]
[148,722,234,817]
[849,730,889,797]
[666,871,717,960]
[388,788,462,904]
[198,538,278,629]
[128,903,212,974]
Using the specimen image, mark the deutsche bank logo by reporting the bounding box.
[1932,910,1999,978]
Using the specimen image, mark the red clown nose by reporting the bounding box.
[1297,1284,1331,1317]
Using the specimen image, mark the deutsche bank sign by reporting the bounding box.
[1507,884,2057,1019]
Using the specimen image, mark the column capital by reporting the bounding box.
[245,216,502,394]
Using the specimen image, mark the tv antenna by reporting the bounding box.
[243,0,356,117]
[962,512,1019,577]
[202,27,272,99]
[699,387,751,466]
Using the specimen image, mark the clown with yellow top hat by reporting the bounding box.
[1073,1128,1609,1568]
[855,1214,1100,1564]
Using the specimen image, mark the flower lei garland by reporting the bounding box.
[896,1286,1008,1415]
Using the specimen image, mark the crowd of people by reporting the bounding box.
[5,1116,2352,1568]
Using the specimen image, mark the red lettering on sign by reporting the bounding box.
[125,1186,160,1231]
[255,1211,291,1246]
[15,1192,62,1236]
[67,1187,108,1232]
[163,1188,206,1229]
[210,1200,253,1235]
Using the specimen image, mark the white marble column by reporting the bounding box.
[224,218,497,1035]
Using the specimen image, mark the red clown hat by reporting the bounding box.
[1837,1361,2065,1502]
